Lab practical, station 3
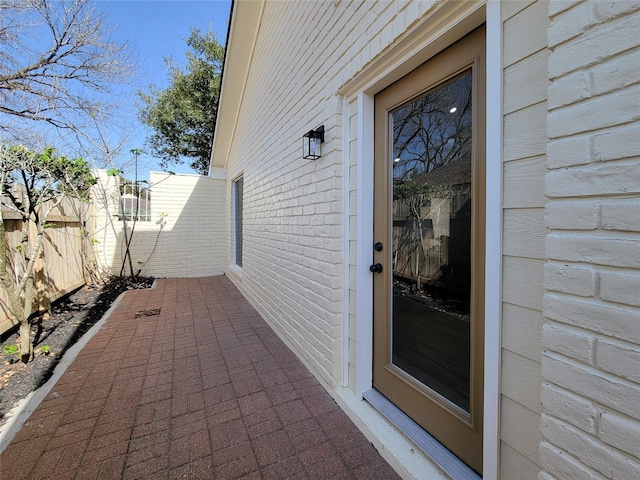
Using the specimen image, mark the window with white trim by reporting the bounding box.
[232,176,243,268]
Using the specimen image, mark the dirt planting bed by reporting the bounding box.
[0,276,153,428]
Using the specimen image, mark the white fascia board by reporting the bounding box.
[209,0,265,173]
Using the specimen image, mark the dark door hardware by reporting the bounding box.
[369,263,383,273]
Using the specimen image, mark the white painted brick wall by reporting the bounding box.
[547,46,639,111]
[543,354,640,421]
[90,170,226,278]
[546,233,640,268]
[542,324,595,365]
[541,2,640,478]
[593,124,640,162]
[545,161,640,197]
[221,0,436,388]
[596,339,640,384]
[90,169,125,275]
[599,410,640,459]
[600,271,640,306]
[601,200,640,232]
[547,9,640,79]
[541,414,640,480]
[544,263,596,297]
[540,384,599,434]
[546,135,591,168]
[539,441,604,480]
[544,293,640,343]
[545,201,598,230]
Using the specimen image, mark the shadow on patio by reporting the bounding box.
[0,276,400,479]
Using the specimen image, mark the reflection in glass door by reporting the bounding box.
[391,71,473,413]
[372,25,485,474]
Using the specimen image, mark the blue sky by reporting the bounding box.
[93,0,231,180]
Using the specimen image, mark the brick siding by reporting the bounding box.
[221,0,423,387]
[541,2,640,479]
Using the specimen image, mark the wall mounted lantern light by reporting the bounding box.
[303,125,325,160]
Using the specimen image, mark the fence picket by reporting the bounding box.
[0,198,87,336]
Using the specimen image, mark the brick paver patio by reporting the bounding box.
[0,276,401,479]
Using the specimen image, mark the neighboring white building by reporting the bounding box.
[204,1,639,478]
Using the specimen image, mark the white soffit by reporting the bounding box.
[210,0,265,171]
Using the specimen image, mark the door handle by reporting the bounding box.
[369,263,383,273]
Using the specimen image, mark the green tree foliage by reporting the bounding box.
[0,144,95,362]
[138,29,224,175]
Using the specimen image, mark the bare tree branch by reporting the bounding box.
[0,0,136,140]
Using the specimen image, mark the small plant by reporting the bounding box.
[4,344,19,355]
[38,345,51,355]
[156,212,168,226]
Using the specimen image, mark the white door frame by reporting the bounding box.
[341,2,502,477]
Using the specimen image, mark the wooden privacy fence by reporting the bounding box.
[0,198,87,336]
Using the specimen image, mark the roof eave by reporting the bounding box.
[209,0,265,173]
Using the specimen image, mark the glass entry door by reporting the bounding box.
[372,26,485,474]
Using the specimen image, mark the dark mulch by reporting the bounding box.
[0,276,153,428]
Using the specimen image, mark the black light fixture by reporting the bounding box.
[303,125,325,160]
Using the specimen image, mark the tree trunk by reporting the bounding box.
[20,273,35,362]
[0,213,42,363]
[19,317,33,363]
